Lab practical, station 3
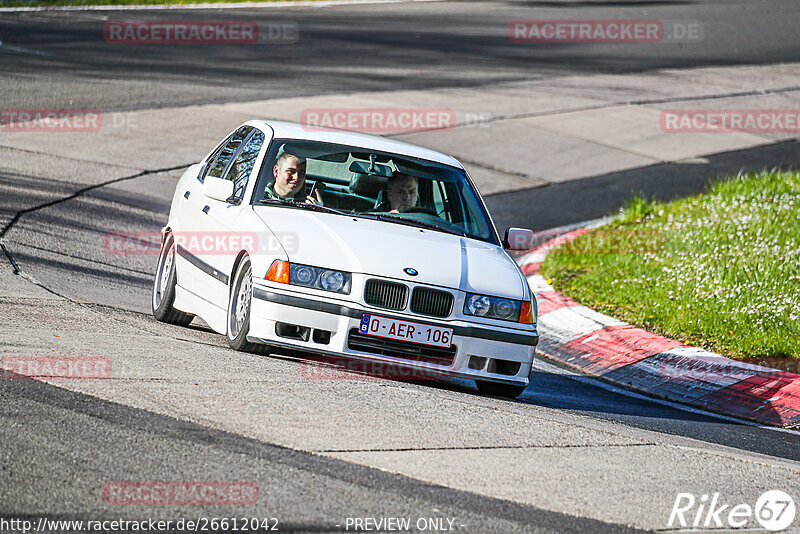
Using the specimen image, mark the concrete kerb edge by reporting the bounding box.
[516,224,800,430]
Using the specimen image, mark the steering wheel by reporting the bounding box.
[401,206,439,216]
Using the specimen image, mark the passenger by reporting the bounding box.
[265,153,323,204]
[386,172,418,213]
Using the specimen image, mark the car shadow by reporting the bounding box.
[383,361,800,461]
[268,347,716,422]
[520,368,716,421]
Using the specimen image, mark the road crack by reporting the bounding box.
[314,443,657,453]
[0,163,192,274]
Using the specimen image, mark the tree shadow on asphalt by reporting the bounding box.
[486,139,800,232]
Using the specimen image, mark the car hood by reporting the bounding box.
[253,207,525,298]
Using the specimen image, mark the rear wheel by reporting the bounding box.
[227,256,261,353]
[476,381,527,399]
[152,234,194,326]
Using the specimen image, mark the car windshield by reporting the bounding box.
[252,138,499,245]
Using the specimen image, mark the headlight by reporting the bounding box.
[266,260,351,294]
[493,298,515,320]
[292,265,316,286]
[319,269,346,292]
[465,294,491,316]
[464,293,522,322]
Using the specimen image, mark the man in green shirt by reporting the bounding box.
[265,153,323,204]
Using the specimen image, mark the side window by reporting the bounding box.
[225,130,265,199]
[206,127,252,181]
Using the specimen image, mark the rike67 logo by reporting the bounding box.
[668,490,795,531]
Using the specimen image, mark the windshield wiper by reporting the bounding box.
[359,213,467,237]
[256,198,349,216]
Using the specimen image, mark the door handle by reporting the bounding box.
[202,205,210,214]
[184,191,190,199]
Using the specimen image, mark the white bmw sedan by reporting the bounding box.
[153,120,538,398]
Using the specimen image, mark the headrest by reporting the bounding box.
[349,173,387,198]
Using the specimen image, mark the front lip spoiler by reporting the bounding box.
[245,335,530,387]
[252,286,538,346]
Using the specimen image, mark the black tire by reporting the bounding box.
[476,381,527,399]
[227,256,261,353]
[152,234,194,326]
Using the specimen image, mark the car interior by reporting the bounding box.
[253,141,496,242]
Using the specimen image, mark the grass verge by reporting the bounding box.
[541,170,800,360]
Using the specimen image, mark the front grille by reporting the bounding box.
[410,287,454,318]
[347,329,456,366]
[364,279,408,310]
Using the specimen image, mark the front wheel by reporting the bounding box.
[227,256,261,353]
[152,234,194,326]
[476,381,527,399]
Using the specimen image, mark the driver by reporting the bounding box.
[265,153,323,204]
[386,172,418,213]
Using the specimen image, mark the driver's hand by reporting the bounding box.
[305,182,326,205]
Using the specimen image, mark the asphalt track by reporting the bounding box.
[2,1,800,532]
[1,0,800,110]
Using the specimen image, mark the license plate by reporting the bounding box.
[359,314,453,348]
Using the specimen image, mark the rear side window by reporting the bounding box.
[225,129,265,199]
[206,126,252,181]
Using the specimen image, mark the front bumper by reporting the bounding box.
[249,285,538,386]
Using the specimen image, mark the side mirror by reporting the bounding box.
[503,227,534,251]
[203,176,235,203]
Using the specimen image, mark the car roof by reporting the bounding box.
[247,120,464,169]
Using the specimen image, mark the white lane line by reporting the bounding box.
[0,0,444,12]
[534,356,798,435]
